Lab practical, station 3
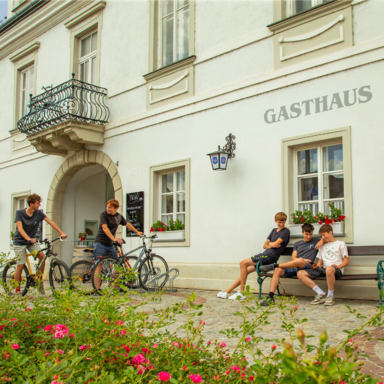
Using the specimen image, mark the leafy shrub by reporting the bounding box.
[0,252,383,383]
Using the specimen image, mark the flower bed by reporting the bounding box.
[0,252,383,383]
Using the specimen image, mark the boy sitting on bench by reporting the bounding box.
[217,212,290,301]
[259,223,322,306]
[297,224,349,306]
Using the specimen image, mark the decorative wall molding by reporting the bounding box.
[9,41,40,62]
[279,15,344,43]
[0,0,93,61]
[64,0,106,29]
[279,15,345,61]
[149,71,189,91]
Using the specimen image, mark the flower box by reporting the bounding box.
[153,230,185,242]
[289,221,345,236]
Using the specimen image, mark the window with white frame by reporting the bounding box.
[160,170,185,225]
[288,0,332,16]
[295,142,344,216]
[159,0,190,67]
[79,31,98,85]
[20,66,34,118]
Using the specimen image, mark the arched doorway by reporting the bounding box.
[45,150,123,265]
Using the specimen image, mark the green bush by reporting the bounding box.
[0,253,383,383]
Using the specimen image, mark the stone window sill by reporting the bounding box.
[143,55,196,83]
[268,0,352,34]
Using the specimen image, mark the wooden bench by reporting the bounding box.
[255,246,384,306]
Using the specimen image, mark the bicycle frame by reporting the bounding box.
[117,236,155,269]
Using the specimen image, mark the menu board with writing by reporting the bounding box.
[126,192,144,237]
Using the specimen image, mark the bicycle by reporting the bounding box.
[90,234,169,295]
[2,237,72,297]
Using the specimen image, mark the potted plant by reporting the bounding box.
[78,232,88,243]
[150,219,185,241]
[290,203,346,236]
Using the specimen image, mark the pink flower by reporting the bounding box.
[190,374,203,383]
[43,325,52,331]
[272,344,277,350]
[79,345,87,351]
[54,324,69,339]
[349,338,354,343]
[12,343,19,350]
[246,337,251,342]
[182,366,187,370]
[294,306,298,310]
[158,372,171,382]
[207,341,211,345]
[201,321,205,325]
[116,320,124,325]
[121,330,126,336]
[153,343,158,348]
[69,333,74,338]
[132,354,146,365]
[249,376,255,382]
[221,342,226,347]
[58,350,64,354]
[26,308,32,311]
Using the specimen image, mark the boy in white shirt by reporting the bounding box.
[297,224,349,306]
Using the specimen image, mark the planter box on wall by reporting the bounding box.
[153,230,185,242]
[289,222,345,236]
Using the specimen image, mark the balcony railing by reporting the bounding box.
[17,74,110,135]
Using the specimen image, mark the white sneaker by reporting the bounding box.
[228,291,246,301]
[217,290,228,299]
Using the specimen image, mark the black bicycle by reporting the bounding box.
[2,237,71,297]
[88,235,169,295]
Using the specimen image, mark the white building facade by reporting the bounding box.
[1,0,383,299]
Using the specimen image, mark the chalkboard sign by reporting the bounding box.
[126,192,144,237]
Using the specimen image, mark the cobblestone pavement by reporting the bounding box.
[130,288,384,379]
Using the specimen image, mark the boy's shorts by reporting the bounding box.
[93,242,118,261]
[251,253,277,266]
[305,266,343,280]
[13,244,41,265]
[283,262,312,277]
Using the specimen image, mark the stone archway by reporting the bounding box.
[45,150,123,258]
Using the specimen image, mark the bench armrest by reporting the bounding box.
[256,261,263,275]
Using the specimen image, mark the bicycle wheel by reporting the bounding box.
[91,256,122,296]
[2,261,29,296]
[121,256,139,290]
[49,259,72,296]
[138,254,169,291]
[70,260,94,295]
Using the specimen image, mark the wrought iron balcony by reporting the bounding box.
[17,74,110,155]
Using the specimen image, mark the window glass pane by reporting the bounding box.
[162,173,174,193]
[177,0,189,9]
[324,200,344,215]
[177,192,185,212]
[84,60,89,83]
[29,67,34,88]
[298,176,318,201]
[91,57,96,84]
[22,71,27,89]
[161,195,174,214]
[298,202,318,215]
[295,0,312,13]
[79,63,84,82]
[323,144,343,172]
[81,35,91,57]
[162,0,174,16]
[297,149,318,175]
[161,214,173,225]
[176,171,185,191]
[162,14,174,66]
[177,6,189,61]
[91,31,98,52]
[323,173,344,199]
[176,213,185,224]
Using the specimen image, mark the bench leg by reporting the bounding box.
[378,281,383,308]
[257,276,263,299]
[276,285,281,297]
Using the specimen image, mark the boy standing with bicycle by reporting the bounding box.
[93,199,143,290]
[13,193,67,296]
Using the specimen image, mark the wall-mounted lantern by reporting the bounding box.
[207,133,236,171]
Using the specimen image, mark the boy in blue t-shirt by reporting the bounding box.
[217,212,290,301]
